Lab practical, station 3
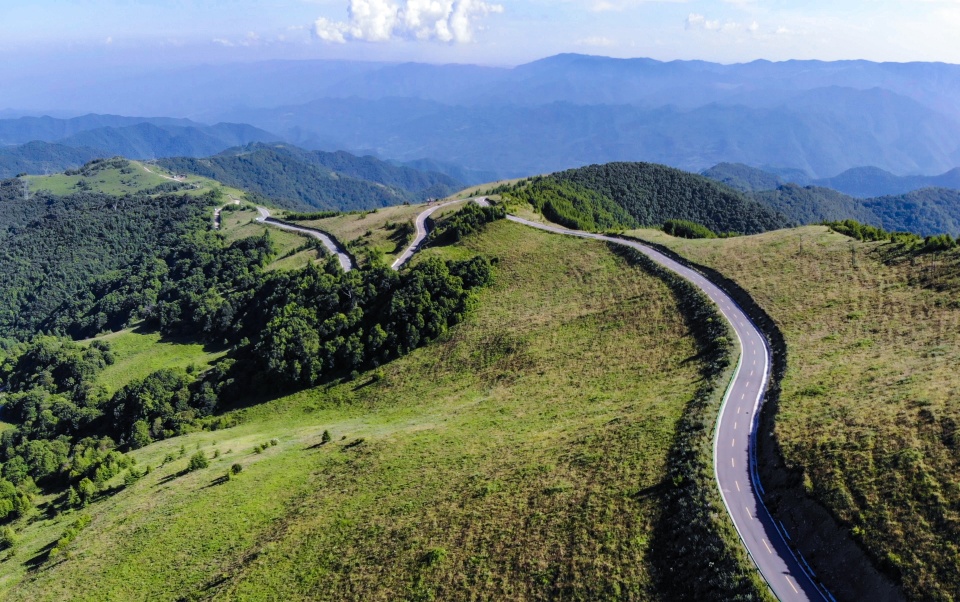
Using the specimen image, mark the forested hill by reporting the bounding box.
[266,145,463,199]
[158,144,462,212]
[537,162,790,234]
[750,184,878,225]
[0,187,212,340]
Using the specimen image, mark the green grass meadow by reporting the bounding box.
[3,220,703,601]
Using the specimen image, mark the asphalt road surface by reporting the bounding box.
[391,199,468,270]
[256,207,355,272]
[505,214,832,602]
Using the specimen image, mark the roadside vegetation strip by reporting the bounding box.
[391,198,467,270]
[611,244,773,600]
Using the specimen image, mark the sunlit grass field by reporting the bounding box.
[84,328,227,395]
[26,160,247,200]
[2,220,703,601]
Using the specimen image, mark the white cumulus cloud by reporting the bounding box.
[314,0,503,44]
[686,12,759,34]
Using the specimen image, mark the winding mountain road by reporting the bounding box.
[256,207,355,272]
[391,199,470,270]
[252,194,831,599]
[503,214,831,601]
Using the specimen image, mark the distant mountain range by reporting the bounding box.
[220,87,960,181]
[158,143,462,212]
[4,54,960,180]
[0,115,279,177]
[0,142,105,178]
[704,162,960,198]
[702,163,960,236]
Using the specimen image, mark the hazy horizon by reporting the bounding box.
[3,0,960,78]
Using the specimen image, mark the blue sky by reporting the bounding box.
[2,0,959,67]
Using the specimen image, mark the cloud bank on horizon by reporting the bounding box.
[314,0,504,44]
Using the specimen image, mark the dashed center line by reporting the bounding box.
[786,577,799,594]
[735,480,741,492]
[763,539,773,554]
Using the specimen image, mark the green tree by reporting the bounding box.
[187,451,209,472]
[77,477,97,506]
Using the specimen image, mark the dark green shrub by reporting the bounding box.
[923,234,957,252]
[422,547,448,567]
[663,219,718,239]
[0,526,16,551]
[187,451,209,472]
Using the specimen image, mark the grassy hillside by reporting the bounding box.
[25,158,173,196]
[1,220,708,600]
[25,158,247,200]
[630,226,960,599]
[219,206,329,271]
[86,328,227,395]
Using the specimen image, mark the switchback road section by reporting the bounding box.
[256,207,355,272]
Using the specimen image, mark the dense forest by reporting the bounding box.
[273,146,462,200]
[863,188,960,237]
[700,162,785,193]
[549,162,789,234]
[427,202,508,245]
[501,163,788,234]
[0,182,495,535]
[750,184,877,225]
[504,178,637,231]
[0,186,213,341]
[159,144,461,212]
